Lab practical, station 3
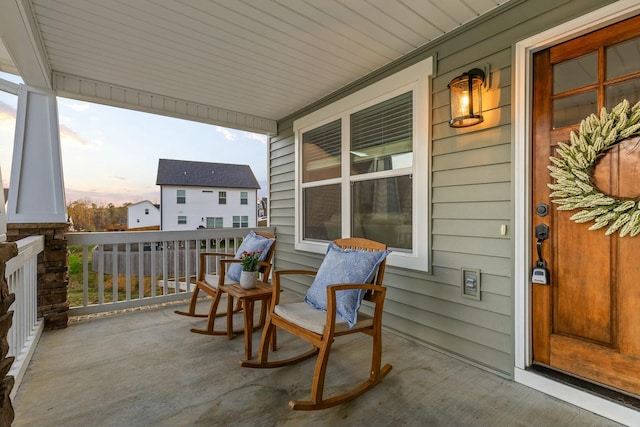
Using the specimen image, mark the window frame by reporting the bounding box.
[233,215,249,228]
[293,57,432,271]
[240,191,248,205]
[176,189,186,204]
[177,215,187,225]
[206,217,223,228]
[219,191,227,205]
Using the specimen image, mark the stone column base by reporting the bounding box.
[7,223,69,330]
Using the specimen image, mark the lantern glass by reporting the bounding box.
[448,69,485,127]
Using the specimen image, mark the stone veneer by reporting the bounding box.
[7,223,69,330]
[0,242,18,426]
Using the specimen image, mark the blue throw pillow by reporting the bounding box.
[304,242,390,328]
[226,231,275,282]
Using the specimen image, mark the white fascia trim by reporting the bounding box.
[0,77,19,95]
[513,0,640,423]
[0,1,51,89]
[53,73,277,136]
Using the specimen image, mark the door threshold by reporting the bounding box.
[529,364,640,411]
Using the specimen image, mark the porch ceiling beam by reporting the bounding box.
[0,0,51,90]
[53,73,278,136]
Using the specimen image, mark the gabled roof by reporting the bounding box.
[128,200,160,210]
[156,159,260,190]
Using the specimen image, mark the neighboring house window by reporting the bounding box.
[178,215,187,225]
[206,217,223,228]
[177,190,186,204]
[219,191,227,205]
[241,191,248,205]
[233,215,249,228]
[145,208,149,215]
[293,56,432,271]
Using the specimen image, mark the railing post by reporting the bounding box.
[0,241,18,426]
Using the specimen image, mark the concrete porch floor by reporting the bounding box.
[13,294,622,427]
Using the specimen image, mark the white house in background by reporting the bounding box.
[127,200,160,230]
[156,158,260,231]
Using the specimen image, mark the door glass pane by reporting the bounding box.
[606,37,640,79]
[350,91,413,175]
[553,52,597,94]
[303,184,341,241]
[606,80,640,108]
[302,119,341,183]
[553,91,597,128]
[352,175,412,250]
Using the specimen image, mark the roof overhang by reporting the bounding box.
[0,0,513,136]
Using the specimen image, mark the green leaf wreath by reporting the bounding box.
[548,99,640,237]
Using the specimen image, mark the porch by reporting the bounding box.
[12,297,619,427]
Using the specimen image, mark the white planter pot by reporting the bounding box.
[239,270,258,289]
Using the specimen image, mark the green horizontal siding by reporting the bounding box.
[269,0,618,378]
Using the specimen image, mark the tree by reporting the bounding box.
[67,199,129,231]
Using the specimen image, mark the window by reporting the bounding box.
[144,208,149,215]
[219,191,227,205]
[206,217,223,228]
[241,191,248,205]
[178,215,187,225]
[233,215,249,228]
[293,56,432,271]
[177,189,186,204]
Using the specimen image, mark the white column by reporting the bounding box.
[7,85,66,223]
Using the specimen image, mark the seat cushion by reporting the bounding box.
[226,231,275,282]
[303,242,389,328]
[203,274,235,288]
[275,302,373,335]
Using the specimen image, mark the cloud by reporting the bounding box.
[107,175,126,180]
[215,126,237,141]
[61,101,90,113]
[59,124,90,146]
[246,132,267,144]
[65,187,159,206]
[0,101,16,122]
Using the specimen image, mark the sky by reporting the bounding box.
[0,72,268,206]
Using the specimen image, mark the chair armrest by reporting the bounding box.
[199,251,235,259]
[325,283,387,333]
[271,269,318,306]
[198,251,235,281]
[218,258,242,277]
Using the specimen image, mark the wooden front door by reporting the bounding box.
[532,15,640,396]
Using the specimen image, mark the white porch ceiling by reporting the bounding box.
[0,0,509,135]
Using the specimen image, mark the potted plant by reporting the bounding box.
[239,250,261,289]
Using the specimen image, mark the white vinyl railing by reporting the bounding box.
[66,227,274,316]
[6,235,45,399]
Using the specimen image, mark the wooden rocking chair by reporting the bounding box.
[241,237,391,410]
[175,230,276,335]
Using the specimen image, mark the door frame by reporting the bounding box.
[513,1,640,425]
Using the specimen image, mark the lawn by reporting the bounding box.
[67,245,166,307]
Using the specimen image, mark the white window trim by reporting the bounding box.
[293,56,433,271]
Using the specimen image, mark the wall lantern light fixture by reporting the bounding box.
[448,68,486,128]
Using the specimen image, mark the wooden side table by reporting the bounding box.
[218,280,275,360]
